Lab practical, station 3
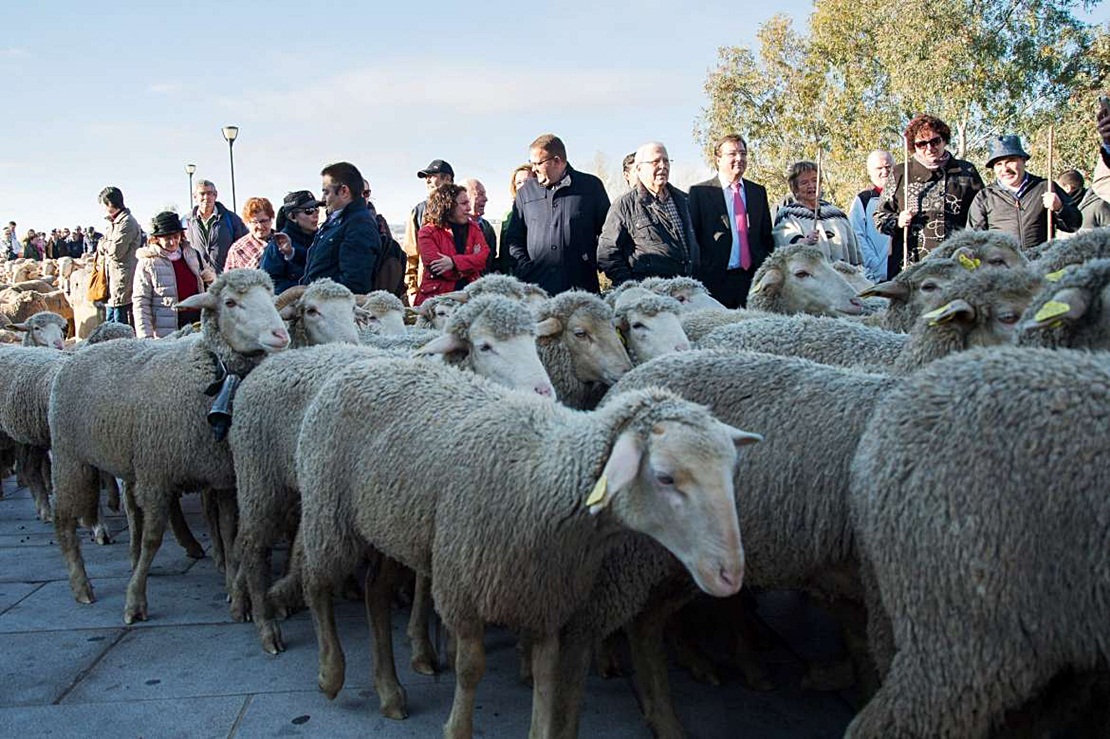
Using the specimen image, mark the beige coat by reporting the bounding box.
[99,208,142,307]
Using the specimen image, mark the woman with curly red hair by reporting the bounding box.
[414,183,489,305]
[225,197,291,272]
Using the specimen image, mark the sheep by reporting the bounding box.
[703,267,1043,373]
[926,229,1027,268]
[832,260,874,293]
[746,244,864,316]
[856,257,964,333]
[545,350,897,737]
[636,276,727,311]
[359,327,441,350]
[680,307,755,344]
[83,321,136,343]
[354,290,406,335]
[534,290,632,409]
[49,269,290,624]
[410,293,465,330]
[608,287,690,364]
[232,294,556,655]
[1027,226,1110,271]
[1016,257,1110,350]
[0,288,49,324]
[294,357,754,733]
[273,280,360,348]
[59,263,101,339]
[462,272,550,306]
[10,261,42,283]
[846,347,1110,737]
[11,311,67,350]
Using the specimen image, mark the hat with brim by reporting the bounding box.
[150,211,185,237]
[282,190,321,211]
[417,159,454,179]
[985,135,1030,168]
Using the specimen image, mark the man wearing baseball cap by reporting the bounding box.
[401,159,454,303]
[968,135,1080,250]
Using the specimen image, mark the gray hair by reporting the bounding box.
[194,179,217,193]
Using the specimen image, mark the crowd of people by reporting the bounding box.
[8,110,1110,334]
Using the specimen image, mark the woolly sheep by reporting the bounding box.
[1027,226,1110,272]
[274,280,360,348]
[83,321,136,343]
[11,311,67,350]
[680,307,755,344]
[294,357,755,732]
[462,272,550,306]
[637,276,726,311]
[547,350,896,737]
[231,294,555,654]
[534,290,632,409]
[1016,257,1110,350]
[926,229,1027,268]
[832,261,874,292]
[857,257,963,333]
[703,267,1043,373]
[354,290,406,335]
[746,244,864,316]
[847,347,1110,737]
[359,326,441,350]
[410,293,464,330]
[0,288,49,324]
[608,287,690,364]
[49,269,290,623]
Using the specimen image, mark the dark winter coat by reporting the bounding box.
[597,183,699,286]
[968,175,1081,251]
[302,198,381,294]
[184,203,247,272]
[263,223,313,294]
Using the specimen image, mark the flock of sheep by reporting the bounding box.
[0,227,1108,737]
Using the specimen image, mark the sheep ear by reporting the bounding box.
[535,317,563,338]
[951,247,981,271]
[1025,287,1090,329]
[404,306,422,318]
[750,268,782,295]
[858,280,908,301]
[439,290,469,304]
[922,299,975,326]
[8,322,28,332]
[724,425,763,450]
[588,429,643,515]
[415,333,467,356]
[279,304,298,320]
[176,292,217,312]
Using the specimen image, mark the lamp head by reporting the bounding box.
[221,125,239,143]
[184,163,197,175]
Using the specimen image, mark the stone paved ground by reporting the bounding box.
[0,478,855,738]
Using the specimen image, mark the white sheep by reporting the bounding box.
[746,244,864,316]
[49,269,290,624]
[607,286,690,364]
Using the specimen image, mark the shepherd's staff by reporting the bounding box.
[814,147,824,244]
[902,134,911,271]
[1046,126,1055,242]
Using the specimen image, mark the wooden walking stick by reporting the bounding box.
[814,147,824,244]
[902,134,911,271]
[1046,126,1055,242]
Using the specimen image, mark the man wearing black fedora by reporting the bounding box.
[401,158,454,304]
[968,134,1080,250]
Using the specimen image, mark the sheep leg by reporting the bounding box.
[627,605,687,739]
[549,629,594,739]
[17,445,51,523]
[123,498,168,624]
[365,554,407,719]
[667,610,721,686]
[527,633,560,739]
[802,596,871,693]
[168,497,205,560]
[408,573,438,675]
[122,480,142,570]
[517,633,533,686]
[201,488,226,572]
[307,579,345,700]
[52,460,100,604]
[99,471,120,513]
[215,489,239,597]
[89,495,113,546]
[269,533,306,618]
[595,632,624,678]
[443,625,485,739]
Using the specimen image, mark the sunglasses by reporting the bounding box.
[914,136,944,150]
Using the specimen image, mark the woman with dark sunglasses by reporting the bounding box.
[873,114,985,278]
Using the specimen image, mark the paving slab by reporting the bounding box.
[0,627,121,707]
[0,582,39,614]
[0,695,245,737]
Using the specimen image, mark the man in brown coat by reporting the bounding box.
[97,186,142,325]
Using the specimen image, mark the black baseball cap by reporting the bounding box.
[283,190,321,211]
[417,159,454,179]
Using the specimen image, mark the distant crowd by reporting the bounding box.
[9,109,1110,338]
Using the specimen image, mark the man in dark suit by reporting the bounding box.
[688,134,775,308]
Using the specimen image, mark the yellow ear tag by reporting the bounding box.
[1045,269,1068,282]
[1034,300,1071,323]
[586,474,609,509]
[923,302,954,326]
[958,253,981,271]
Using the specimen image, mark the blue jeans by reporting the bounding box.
[105,304,133,326]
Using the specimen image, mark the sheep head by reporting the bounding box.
[178,269,289,369]
[536,291,632,386]
[748,245,863,316]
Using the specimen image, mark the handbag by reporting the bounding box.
[87,254,109,302]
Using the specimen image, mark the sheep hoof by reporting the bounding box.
[800,659,855,692]
[229,594,250,623]
[596,654,623,679]
[377,684,408,720]
[123,598,148,625]
[318,664,344,700]
[260,623,285,655]
[38,507,53,523]
[71,582,95,605]
[411,652,438,676]
[182,543,205,560]
[92,525,113,546]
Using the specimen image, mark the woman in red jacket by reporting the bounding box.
[415,183,489,305]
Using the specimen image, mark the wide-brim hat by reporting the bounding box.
[417,159,454,179]
[282,190,321,211]
[985,135,1030,168]
[150,211,185,237]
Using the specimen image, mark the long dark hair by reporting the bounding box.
[423,183,466,228]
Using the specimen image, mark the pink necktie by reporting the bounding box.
[733,182,751,270]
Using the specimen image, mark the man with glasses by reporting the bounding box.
[302,161,380,294]
[848,150,895,282]
[505,134,610,294]
[402,159,454,303]
[598,141,699,287]
[874,114,984,276]
[689,133,775,307]
[184,179,247,272]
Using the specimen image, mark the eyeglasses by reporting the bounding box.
[298,208,317,216]
[529,156,554,168]
[914,136,944,150]
[248,217,272,226]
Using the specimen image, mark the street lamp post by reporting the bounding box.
[184,163,196,212]
[221,125,239,212]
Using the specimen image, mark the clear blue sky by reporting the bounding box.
[2,0,1106,236]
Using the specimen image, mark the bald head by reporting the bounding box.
[634,142,670,195]
[866,150,894,189]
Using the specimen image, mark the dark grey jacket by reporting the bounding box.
[597,183,700,286]
[1075,187,1110,231]
[968,174,1081,251]
[184,202,247,272]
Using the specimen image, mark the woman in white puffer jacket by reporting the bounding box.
[132,211,215,338]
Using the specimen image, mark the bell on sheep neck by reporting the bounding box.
[206,373,241,442]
